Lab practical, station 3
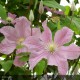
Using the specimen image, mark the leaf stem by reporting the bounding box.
[70,11,74,26]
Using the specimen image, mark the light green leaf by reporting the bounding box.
[34,59,47,75]
[0,4,7,19]
[57,21,61,30]
[34,0,38,10]
[60,16,80,34]
[16,44,24,49]
[71,17,80,30]
[64,6,70,15]
[48,21,57,31]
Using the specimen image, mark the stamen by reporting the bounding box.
[17,37,25,44]
[45,42,57,53]
[49,44,55,53]
[16,37,25,49]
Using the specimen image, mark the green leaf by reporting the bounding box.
[60,16,80,34]
[23,0,30,4]
[19,56,29,62]
[34,59,47,75]
[0,4,7,19]
[67,17,80,34]
[71,17,80,30]
[16,44,24,49]
[48,21,57,31]
[17,52,30,56]
[57,21,61,29]
[9,67,28,75]
[0,60,13,73]
[43,0,65,11]
[64,6,70,15]
[34,0,38,10]
[0,36,4,42]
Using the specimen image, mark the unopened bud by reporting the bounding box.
[39,0,44,14]
[71,1,76,11]
[29,10,34,22]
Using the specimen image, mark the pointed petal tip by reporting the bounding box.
[54,26,74,46]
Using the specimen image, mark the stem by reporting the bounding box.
[29,0,33,8]
[70,11,74,26]
[30,23,32,36]
[39,14,41,21]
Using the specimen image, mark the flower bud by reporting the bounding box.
[29,10,34,22]
[39,0,44,14]
[71,1,76,11]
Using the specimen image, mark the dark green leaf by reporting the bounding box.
[17,52,30,56]
[43,0,65,11]
[19,56,29,62]
[0,36,4,42]
[23,0,30,4]
[0,60,13,73]
[9,67,28,75]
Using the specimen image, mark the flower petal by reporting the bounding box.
[47,53,68,75]
[8,12,16,19]
[0,26,17,41]
[13,56,26,67]
[60,44,80,60]
[42,20,48,29]
[32,28,41,37]
[13,47,28,67]
[16,47,28,54]
[14,16,31,26]
[29,51,48,69]
[0,39,16,54]
[0,19,7,24]
[15,17,31,37]
[40,21,52,43]
[54,27,73,46]
[48,54,58,66]
[57,60,68,75]
[23,36,43,53]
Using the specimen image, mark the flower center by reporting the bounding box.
[49,44,55,53]
[16,38,25,49]
[45,42,57,53]
[17,38,25,44]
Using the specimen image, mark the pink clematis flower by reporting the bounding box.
[0,16,41,67]
[0,12,16,24]
[24,21,80,75]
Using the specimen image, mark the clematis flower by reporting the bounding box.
[0,16,41,67]
[0,12,16,24]
[24,21,80,75]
